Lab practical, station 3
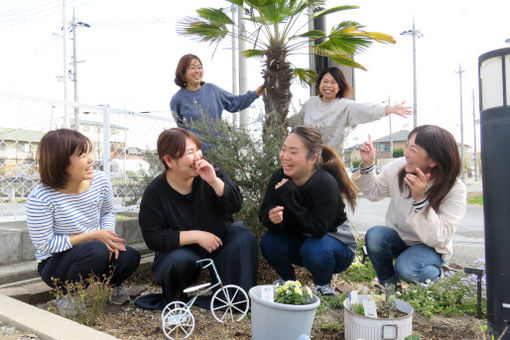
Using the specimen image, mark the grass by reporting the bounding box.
[468,194,483,205]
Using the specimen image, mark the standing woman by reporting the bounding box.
[26,129,140,307]
[354,125,466,285]
[259,126,358,296]
[170,54,264,128]
[292,66,412,155]
[136,128,257,309]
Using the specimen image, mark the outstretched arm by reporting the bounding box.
[385,101,413,118]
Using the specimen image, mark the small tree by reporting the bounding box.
[178,0,395,139]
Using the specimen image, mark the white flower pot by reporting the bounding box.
[343,294,414,340]
[249,285,320,340]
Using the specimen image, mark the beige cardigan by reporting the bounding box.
[353,157,467,261]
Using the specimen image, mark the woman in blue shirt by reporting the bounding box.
[26,129,140,306]
[170,54,264,128]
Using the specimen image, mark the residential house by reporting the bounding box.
[0,127,45,177]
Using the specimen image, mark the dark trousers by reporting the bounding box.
[38,240,141,289]
[152,222,258,307]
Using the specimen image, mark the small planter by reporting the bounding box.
[343,294,414,340]
[249,285,320,340]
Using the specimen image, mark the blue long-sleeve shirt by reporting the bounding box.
[25,170,116,262]
[170,82,258,127]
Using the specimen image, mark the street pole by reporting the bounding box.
[401,19,422,128]
[238,6,248,129]
[231,4,238,127]
[472,89,478,181]
[455,64,465,182]
[62,0,69,128]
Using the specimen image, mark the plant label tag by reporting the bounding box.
[261,285,274,302]
[349,291,359,305]
[363,299,378,318]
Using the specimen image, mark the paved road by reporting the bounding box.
[349,197,485,266]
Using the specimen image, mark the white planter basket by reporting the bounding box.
[249,285,320,340]
[343,294,414,340]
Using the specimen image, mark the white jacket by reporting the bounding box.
[353,157,467,261]
[292,96,386,154]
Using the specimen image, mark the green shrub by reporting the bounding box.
[393,147,403,158]
[188,111,286,237]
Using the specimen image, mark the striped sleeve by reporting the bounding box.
[99,174,116,231]
[26,192,72,260]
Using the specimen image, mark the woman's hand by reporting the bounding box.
[404,167,431,202]
[93,230,126,257]
[194,231,223,253]
[360,134,376,167]
[255,84,265,97]
[195,159,216,183]
[268,206,284,224]
[386,101,413,118]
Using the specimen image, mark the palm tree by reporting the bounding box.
[178,0,395,135]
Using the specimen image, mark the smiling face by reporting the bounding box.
[184,58,203,89]
[318,72,340,102]
[65,147,94,184]
[404,133,437,174]
[166,137,203,178]
[279,133,318,185]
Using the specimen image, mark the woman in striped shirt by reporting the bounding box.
[26,129,140,305]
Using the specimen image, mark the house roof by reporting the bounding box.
[373,130,410,143]
[0,127,45,143]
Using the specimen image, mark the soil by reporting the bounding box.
[34,257,486,340]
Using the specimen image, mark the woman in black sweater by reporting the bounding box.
[136,128,257,309]
[259,126,357,296]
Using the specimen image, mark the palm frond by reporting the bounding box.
[294,67,317,86]
[196,8,235,26]
[226,0,244,6]
[314,5,359,19]
[177,19,230,44]
[356,31,395,44]
[243,49,266,58]
[330,55,367,71]
[298,29,326,39]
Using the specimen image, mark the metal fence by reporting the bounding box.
[0,92,175,221]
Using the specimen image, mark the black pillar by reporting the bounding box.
[479,47,510,340]
[313,8,328,77]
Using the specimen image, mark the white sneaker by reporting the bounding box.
[111,285,130,305]
[56,295,85,316]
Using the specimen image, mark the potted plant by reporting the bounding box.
[343,284,414,340]
[249,280,321,340]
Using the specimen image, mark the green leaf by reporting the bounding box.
[314,5,359,19]
[330,55,367,71]
[243,49,266,57]
[294,68,317,86]
[225,0,244,6]
[299,30,326,39]
[196,8,235,26]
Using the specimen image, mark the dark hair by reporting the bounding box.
[157,128,202,170]
[37,129,92,189]
[316,67,354,99]
[398,125,461,213]
[174,54,204,88]
[290,126,357,210]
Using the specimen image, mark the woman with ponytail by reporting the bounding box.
[259,126,357,296]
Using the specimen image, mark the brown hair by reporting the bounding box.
[157,128,202,170]
[37,129,92,189]
[174,54,204,88]
[290,126,357,210]
[316,67,354,99]
[398,125,461,213]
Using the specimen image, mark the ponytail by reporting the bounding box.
[321,145,357,211]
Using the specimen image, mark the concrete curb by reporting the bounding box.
[0,294,120,340]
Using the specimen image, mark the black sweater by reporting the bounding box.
[259,168,347,237]
[139,165,242,253]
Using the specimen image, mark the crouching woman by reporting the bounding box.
[136,128,257,309]
[26,129,140,306]
[354,125,466,285]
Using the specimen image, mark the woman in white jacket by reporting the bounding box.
[353,125,466,285]
[292,67,411,155]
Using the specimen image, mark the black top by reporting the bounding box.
[139,165,242,253]
[259,168,347,237]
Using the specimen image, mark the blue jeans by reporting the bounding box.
[260,229,354,285]
[365,225,443,285]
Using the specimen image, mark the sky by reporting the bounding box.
[1,0,509,150]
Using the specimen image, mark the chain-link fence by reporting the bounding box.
[0,92,175,222]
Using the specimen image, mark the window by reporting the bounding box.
[17,142,30,152]
[378,143,390,152]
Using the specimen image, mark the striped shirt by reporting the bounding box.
[25,170,116,262]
